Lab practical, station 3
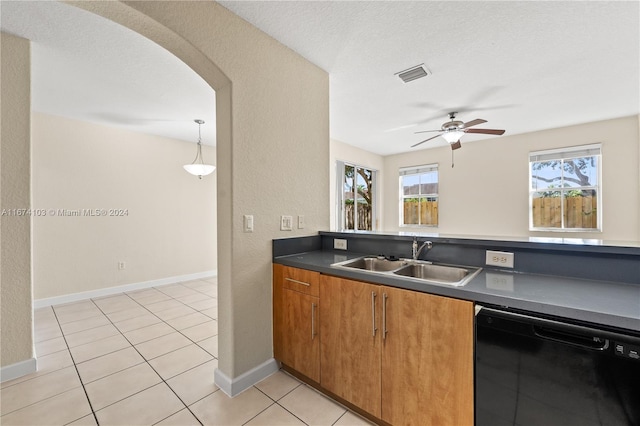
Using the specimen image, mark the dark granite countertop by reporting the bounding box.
[274,249,640,333]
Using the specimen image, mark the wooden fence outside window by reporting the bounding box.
[532,196,597,229]
[403,200,438,226]
[345,204,372,230]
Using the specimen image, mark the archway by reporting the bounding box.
[65,0,331,396]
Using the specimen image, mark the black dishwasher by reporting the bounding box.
[476,306,640,426]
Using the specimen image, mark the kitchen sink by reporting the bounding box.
[336,257,409,272]
[331,256,481,287]
[393,263,470,283]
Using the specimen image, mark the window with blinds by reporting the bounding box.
[529,144,601,231]
[399,164,439,226]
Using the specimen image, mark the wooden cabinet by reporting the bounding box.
[273,264,320,382]
[319,275,382,417]
[320,274,474,426]
[381,285,474,425]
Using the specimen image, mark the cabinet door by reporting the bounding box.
[381,286,474,426]
[281,288,320,382]
[274,265,320,362]
[320,275,382,418]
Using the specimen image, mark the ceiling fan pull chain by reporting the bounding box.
[452,149,455,168]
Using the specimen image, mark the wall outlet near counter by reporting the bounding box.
[280,215,293,231]
[486,250,514,268]
[334,239,348,250]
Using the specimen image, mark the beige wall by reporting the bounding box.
[31,112,216,300]
[68,1,330,383]
[1,32,33,368]
[330,138,384,230]
[383,115,640,242]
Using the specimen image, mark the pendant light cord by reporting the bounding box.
[191,121,204,165]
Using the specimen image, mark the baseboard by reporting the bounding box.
[214,358,279,397]
[33,270,217,309]
[1,357,37,383]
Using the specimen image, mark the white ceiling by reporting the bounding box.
[0,1,216,145]
[1,1,638,155]
[219,0,639,155]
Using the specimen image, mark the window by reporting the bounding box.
[336,162,377,231]
[529,144,601,231]
[399,164,438,226]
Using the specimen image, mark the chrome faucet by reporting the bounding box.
[412,237,433,260]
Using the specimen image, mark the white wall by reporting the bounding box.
[31,112,217,300]
[330,138,385,230]
[383,115,640,242]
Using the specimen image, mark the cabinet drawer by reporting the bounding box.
[282,266,319,297]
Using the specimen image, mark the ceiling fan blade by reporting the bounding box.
[414,129,441,134]
[461,119,487,129]
[450,141,462,150]
[411,134,442,148]
[465,128,506,135]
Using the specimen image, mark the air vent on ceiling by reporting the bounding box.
[396,64,430,83]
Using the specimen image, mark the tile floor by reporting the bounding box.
[0,278,373,426]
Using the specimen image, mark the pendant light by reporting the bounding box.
[183,119,215,179]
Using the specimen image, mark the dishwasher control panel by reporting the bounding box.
[614,341,640,361]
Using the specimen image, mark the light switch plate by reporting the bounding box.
[243,215,254,232]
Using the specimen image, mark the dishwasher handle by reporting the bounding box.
[477,305,640,350]
[533,325,609,351]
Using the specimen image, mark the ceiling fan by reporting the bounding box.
[411,112,505,150]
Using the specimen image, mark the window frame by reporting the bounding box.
[336,161,378,231]
[399,163,439,227]
[528,144,602,232]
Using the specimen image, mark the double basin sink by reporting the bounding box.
[331,256,481,287]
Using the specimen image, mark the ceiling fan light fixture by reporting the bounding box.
[411,113,505,150]
[442,130,464,144]
[184,119,215,179]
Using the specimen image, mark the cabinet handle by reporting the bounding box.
[382,293,388,340]
[371,291,377,337]
[311,302,317,340]
[285,278,310,287]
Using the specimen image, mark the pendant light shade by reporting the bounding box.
[183,163,216,176]
[184,119,215,179]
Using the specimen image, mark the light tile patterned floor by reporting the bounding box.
[0,278,373,426]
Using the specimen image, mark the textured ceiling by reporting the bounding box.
[0,1,216,145]
[1,1,638,155]
[220,1,639,155]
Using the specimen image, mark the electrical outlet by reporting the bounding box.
[485,250,514,268]
[280,215,293,231]
[118,261,126,270]
[334,239,348,250]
